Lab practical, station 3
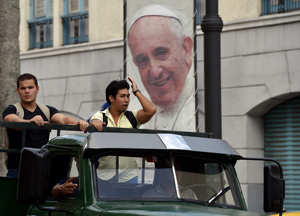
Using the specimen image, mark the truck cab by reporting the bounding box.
[0,123,285,216]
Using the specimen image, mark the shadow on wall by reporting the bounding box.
[247,92,300,117]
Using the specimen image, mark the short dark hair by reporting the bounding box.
[17,73,38,88]
[106,80,130,105]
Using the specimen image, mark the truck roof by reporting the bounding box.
[48,128,241,159]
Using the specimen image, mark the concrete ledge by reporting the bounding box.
[21,11,300,60]
[20,39,123,60]
[197,11,300,34]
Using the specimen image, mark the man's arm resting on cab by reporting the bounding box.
[51,113,89,131]
[4,114,30,123]
[4,114,46,129]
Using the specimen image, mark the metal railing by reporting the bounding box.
[0,121,213,154]
[0,122,88,154]
[262,0,300,15]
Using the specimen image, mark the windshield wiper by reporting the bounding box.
[205,186,231,206]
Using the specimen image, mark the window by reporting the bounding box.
[28,0,53,49]
[262,0,300,15]
[94,151,241,208]
[47,154,79,200]
[61,0,89,45]
[196,0,206,25]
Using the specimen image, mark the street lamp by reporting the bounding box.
[201,0,223,139]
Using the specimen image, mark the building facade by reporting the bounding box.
[16,0,300,213]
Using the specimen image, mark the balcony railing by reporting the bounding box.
[263,0,300,15]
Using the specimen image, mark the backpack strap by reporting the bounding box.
[102,111,137,128]
[13,103,50,122]
[4,129,9,165]
[13,103,24,119]
[4,103,24,157]
[5,103,25,164]
[102,112,108,127]
[37,104,50,122]
[124,111,137,129]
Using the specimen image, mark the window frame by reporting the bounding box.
[262,0,300,15]
[28,0,53,49]
[93,150,242,209]
[61,0,89,45]
[195,0,205,25]
[46,153,80,201]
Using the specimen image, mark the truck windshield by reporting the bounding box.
[94,152,241,208]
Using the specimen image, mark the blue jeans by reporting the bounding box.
[6,169,19,178]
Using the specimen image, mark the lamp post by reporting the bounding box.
[201,0,223,139]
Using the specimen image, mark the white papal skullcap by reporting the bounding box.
[129,4,182,30]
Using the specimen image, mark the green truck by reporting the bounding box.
[0,122,285,216]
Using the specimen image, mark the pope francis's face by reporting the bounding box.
[129,16,193,108]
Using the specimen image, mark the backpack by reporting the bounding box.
[13,103,50,122]
[5,103,51,137]
[102,111,137,129]
[4,103,51,162]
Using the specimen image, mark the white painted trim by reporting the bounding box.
[20,39,123,59]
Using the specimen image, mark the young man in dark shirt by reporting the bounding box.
[2,73,89,177]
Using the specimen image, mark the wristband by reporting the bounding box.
[133,89,141,96]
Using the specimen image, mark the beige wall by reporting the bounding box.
[53,0,64,47]
[19,0,264,52]
[89,0,123,42]
[19,0,30,52]
[220,0,262,23]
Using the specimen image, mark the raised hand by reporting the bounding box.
[128,77,138,93]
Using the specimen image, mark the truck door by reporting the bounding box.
[28,153,83,216]
[0,176,30,215]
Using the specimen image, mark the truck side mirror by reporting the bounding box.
[17,147,50,205]
[264,164,285,213]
